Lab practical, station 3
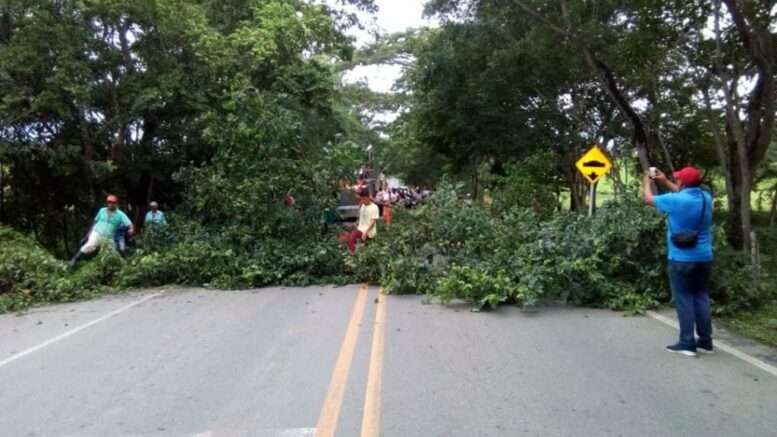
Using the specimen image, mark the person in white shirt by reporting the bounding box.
[347,191,380,253]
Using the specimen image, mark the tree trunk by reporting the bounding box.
[734,142,754,250]
[716,0,776,251]
[62,208,71,256]
[138,174,155,230]
[609,160,625,197]
[702,86,736,212]
[146,175,155,206]
[0,161,5,223]
[724,131,745,249]
[562,151,583,211]
[769,184,777,227]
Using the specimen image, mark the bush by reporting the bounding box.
[710,247,774,315]
[0,225,123,312]
[118,230,354,291]
[436,265,517,310]
[363,183,769,316]
[356,183,666,312]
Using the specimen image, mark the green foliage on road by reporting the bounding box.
[0,225,123,313]
[1,183,774,318]
[359,183,774,315]
[0,221,355,313]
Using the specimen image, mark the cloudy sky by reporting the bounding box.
[341,0,435,93]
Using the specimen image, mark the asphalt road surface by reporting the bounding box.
[1,285,776,437]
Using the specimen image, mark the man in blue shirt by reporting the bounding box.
[144,201,167,226]
[643,166,713,357]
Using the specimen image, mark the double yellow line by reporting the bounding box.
[315,284,387,437]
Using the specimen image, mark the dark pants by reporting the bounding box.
[669,261,713,349]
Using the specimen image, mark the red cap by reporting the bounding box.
[106,194,119,204]
[673,166,701,187]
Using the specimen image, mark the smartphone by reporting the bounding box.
[649,167,657,178]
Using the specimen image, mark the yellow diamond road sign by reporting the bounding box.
[576,145,612,185]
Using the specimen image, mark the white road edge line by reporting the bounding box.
[0,290,166,369]
[275,428,317,437]
[646,310,777,378]
[62,429,315,437]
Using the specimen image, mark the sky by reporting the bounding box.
[341,0,435,93]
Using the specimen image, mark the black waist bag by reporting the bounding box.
[671,193,707,249]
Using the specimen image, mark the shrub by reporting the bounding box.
[436,265,516,310]
[366,184,668,313]
[0,225,123,312]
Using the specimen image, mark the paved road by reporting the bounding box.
[1,285,776,437]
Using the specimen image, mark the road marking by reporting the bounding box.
[62,430,315,437]
[0,291,165,370]
[273,429,316,437]
[647,310,777,378]
[315,284,369,437]
[361,290,386,437]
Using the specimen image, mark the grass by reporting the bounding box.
[720,303,777,348]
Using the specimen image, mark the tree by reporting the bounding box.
[0,0,376,255]
[710,0,776,249]
[396,0,775,248]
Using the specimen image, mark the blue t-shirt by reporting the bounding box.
[654,188,713,262]
[145,211,167,225]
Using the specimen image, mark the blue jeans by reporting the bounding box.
[669,261,713,349]
[114,225,129,254]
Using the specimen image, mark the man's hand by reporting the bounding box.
[651,168,680,192]
[361,232,368,241]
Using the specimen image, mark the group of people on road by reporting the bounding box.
[69,196,167,268]
[390,186,432,209]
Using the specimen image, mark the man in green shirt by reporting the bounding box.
[69,195,134,267]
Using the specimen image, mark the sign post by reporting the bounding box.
[575,145,612,216]
[588,182,595,217]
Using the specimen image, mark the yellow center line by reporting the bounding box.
[361,289,387,437]
[315,284,369,437]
